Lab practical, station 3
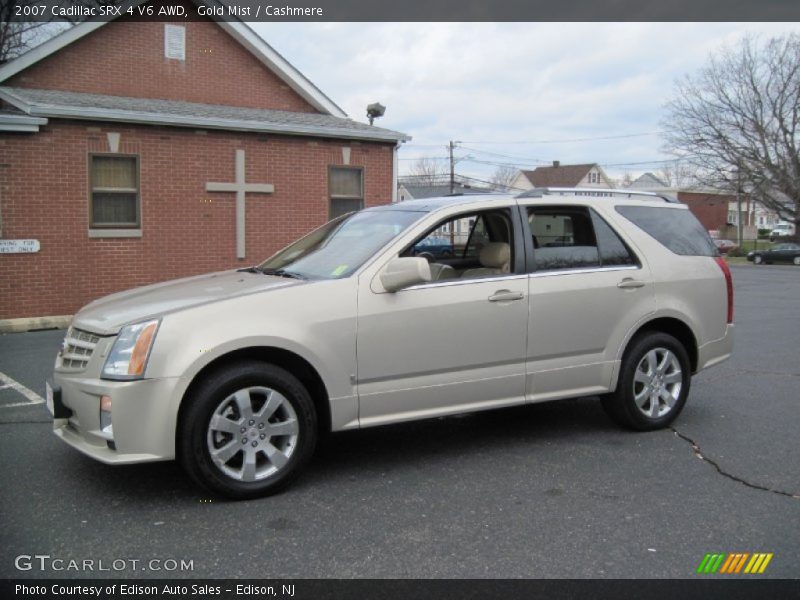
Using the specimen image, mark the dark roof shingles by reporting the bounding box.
[0,86,407,140]
[521,164,595,187]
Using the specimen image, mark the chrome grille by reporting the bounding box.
[60,327,100,371]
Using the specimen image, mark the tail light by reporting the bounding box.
[714,257,734,324]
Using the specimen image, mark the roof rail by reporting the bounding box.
[515,187,681,203]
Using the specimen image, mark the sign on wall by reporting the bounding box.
[0,240,40,253]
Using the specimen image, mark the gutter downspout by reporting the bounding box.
[392,142,400,203]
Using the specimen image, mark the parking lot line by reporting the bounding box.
[0,371,44,407]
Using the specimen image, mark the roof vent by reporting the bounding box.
[552,160,560,168]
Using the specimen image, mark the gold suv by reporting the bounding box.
[47,189,734,498]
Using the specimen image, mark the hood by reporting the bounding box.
[73,270,301,335]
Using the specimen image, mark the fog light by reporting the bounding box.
[99,395,113,438]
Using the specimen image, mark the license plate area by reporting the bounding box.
[45,381,72,419]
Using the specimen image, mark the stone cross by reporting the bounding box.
[206,149,274,259]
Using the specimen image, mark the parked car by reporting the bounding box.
[410,235,454,259]
[47,189,734,498]
[769,223,796,241]
[713,239,738,254]
[747,243,800,265]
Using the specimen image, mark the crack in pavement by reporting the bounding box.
[671,427,800,499]
[729,368,800,379]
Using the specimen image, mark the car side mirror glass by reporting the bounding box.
[380,257,432,292]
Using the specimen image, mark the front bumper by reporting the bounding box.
[52,372,183,464]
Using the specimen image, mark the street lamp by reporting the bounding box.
[366,103,386,126]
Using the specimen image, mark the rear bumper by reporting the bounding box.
[697,324,734,371]
[51,372,182,464]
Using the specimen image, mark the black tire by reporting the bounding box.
[601,332,691,431]
[753,254,763,264]
[179,361,317,499]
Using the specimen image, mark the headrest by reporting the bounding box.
[479,242,510,269]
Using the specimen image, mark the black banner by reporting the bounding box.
[3,579,800,600]
[5,0,800,22]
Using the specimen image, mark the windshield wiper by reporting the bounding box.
[263,268,306,280]
[237,265,264,274]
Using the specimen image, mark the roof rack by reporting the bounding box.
[515,187,681,203]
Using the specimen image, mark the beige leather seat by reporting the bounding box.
[429,263,457,281]
[461,242,510,278]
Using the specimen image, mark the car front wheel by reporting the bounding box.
[179,361,317,499]
[753,255,763,264]
[601,332,691,431]
[794,257,800,266]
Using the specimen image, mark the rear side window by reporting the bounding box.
[527,206,638,271]
[590,209,638,266]
[528,206,599,270]
[616,206,717,256]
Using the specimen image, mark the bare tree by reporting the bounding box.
[617,171,634,188]
[406,156,447,187]
[662,33,800,227]
[489,165,518,192]
[1,1,121,64]
[0,7,55,63]
[657,160,695,188]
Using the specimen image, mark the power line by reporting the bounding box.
[459,146,549,164]
[460,131,666,145]
[598,156,697,168]
[398,156,449,161]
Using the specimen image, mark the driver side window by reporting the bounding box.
[401,209,515,281]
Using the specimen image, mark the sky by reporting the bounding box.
[251,22,799,187]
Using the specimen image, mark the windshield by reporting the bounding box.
[258,210,422,280]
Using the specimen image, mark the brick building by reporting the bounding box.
[0,12,408,324]
[674,191,731,232]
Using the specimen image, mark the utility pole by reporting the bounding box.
[448,140,460,195]
[735,166,743,246]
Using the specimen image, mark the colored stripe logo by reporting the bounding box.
[696,553,773,574]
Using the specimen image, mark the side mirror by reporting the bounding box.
[380,257,432,292]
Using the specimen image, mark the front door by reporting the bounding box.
[356,207,529,426]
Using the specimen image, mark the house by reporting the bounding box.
[511,161,613,191]
[627,172,667,190]
[397,181,490,201]
[726,198,782,230]
[0,1,409,326]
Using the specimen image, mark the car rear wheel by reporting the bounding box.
[601,332,691,431]
[794,257,800,266]
[179,361,317,499]
[754,255,763,264]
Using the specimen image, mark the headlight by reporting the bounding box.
[102,319,160,380]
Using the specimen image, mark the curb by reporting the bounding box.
[0,315,72,334]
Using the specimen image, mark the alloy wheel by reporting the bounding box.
[206,386,299,482]
[632,348,683,419]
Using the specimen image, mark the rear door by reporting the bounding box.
[522,204,656,402]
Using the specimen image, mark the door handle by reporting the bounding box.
[488,290,524,302]
[617,278,646,289]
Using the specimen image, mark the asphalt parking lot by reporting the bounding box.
[0,264,798,579]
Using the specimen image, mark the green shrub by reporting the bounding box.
[727,246,745,257]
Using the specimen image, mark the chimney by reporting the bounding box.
[552,160,560,168]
